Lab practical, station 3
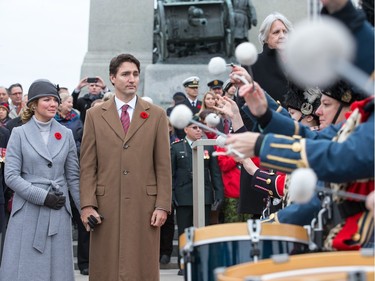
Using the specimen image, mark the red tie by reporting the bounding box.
[121,104,130,134]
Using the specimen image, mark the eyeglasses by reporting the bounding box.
[189,126,201,130]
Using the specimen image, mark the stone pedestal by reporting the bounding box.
[80,0,155,91]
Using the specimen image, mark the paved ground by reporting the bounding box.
[74,269,183,280]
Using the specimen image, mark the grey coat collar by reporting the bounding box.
[22,117,65,162]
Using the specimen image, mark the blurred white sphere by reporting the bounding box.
[205,113,221,127]
[235,42,258,66]
[282,16,355,88]
[141,96,153,104]
[289,168,318,204]
[169,104,193,129]
[208,57,227,75]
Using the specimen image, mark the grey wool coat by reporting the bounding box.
[0,117,80,281]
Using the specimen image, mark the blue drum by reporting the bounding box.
[179,221,310,281]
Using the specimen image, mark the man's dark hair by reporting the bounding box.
[109,54,141,77]
[8,83,23,92]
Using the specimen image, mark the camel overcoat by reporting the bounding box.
[80,96,172,281]
[0,118,80,281]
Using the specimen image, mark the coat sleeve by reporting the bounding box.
[79,109,99,209]
[258,113,374,182]
[65,129,81,210]
[4,129,48,205]
[153,111,172,212]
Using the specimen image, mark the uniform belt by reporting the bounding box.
[337,200,367,219]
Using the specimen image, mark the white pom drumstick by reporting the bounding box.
[169,104,193,129]
[289,168,318,203]
[170,105,245,159]
[208,57,228,75]
[215,135,227,147]
[205,113,221,127]
[235,42,258,66]
[283,17,355,89]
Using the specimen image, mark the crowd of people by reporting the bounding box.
[0,0,374,280]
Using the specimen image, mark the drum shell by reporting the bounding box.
[179,222,310,281]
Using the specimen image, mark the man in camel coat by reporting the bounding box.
[79,54,172,281]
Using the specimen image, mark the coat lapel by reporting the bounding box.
[125,97,150,142]
[102,97,126,140]
[101,96,151,141]
[47,120,65,159]
[23,118,52,162]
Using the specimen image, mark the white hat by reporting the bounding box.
[182,76,200,88]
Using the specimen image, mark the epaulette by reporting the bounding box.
[171,139,183,145]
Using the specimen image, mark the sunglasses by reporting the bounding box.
[189,126,201,130]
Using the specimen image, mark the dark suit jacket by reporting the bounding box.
[171,139,224,206]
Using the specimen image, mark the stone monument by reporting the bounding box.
[80,0,155,91]
[81,0,310,106]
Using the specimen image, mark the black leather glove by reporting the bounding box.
[211,199,224,211]
[87,214,104,231]
[44,191,66,210]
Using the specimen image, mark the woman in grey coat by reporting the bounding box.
[0,79,80,281]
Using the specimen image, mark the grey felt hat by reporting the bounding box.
[27,79,61,107]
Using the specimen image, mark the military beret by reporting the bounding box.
[183,76,200,88]
[207,79,224,89]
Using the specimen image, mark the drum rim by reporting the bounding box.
[245,266,374,281]
[179,223,310,250]
[190,235,309,247]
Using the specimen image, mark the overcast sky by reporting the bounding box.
[0,0,90,93]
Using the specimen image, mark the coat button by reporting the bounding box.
[47,162,52,168]
[123,170,129,175]
[123,144,129,149]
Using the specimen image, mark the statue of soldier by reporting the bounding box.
[232,0,258,47]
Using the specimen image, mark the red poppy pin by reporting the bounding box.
[196,104,201,109]
[140,112,149,119]
[55,132,62,140]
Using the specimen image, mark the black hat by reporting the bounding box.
[172,92,186,103]
[27,79,61,107]
[322,80,365,105]
[284,83,321,116]
[222,79,233,92]
[207,79,224,89]
[183,76,200,88]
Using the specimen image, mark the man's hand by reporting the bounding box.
[81,207,103,232]
[151,209,167,227]
[230,65,253,86]
[238,82,268,118]
[225,132,260,160]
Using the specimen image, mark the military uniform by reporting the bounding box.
[171,138,224,269]
[171,138,223,227]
